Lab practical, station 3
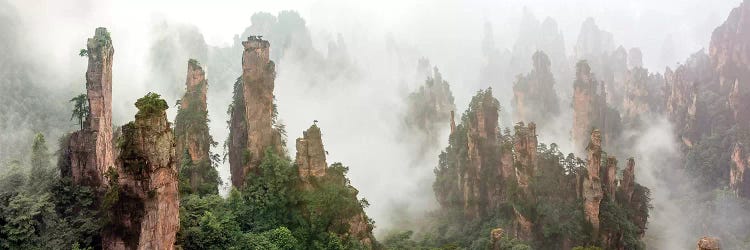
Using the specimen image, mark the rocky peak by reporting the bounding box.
[181,59,207,112]
[295,124,327,179]
[628,48,643,69]
[512,51,560,128]
[575,17,614,61]
[229,36,283,188]
[174,59,219,196]
[583,129,604,238]
[697,236,721,250]
[175,60,209,163]
[65,27,115,189]
[104,93,179,250]
[572,60,622,150]
[620,158,636,203]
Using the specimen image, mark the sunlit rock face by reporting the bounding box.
[104,96,178,250]
[65,27,115,189]
[295,124,327,179]
[512,51,560,129]
[229,37,284,188]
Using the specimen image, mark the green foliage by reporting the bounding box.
[78,49,88,57]
[28,133,55,194]
[134,92,168,119]
[69,93,89,130]
[174,78,221,196]
[230,149,300,232]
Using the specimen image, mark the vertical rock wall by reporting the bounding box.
[104,96,179,250]
[66,27,115,189]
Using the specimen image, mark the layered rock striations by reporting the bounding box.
[229,36,284,188]
[174,59,220,195]
[103,93,179,250]
[512,51,560,129]
[65,27,115,189]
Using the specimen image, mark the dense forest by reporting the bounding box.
[2,0,750,249]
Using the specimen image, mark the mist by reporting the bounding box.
[2,0,746,246]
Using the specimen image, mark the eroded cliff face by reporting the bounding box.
[229,36,284,188]
[295,124,327,179]
[731,143,750,198]
[665,51,712,148]
[464,89,501,218]
[620,158,636,203]
[104,94,179,250]
[174,59,219,195]
[572,61,622,149]
[583,129,604,238]
[512,51,560,129]
[513,122,537,198]
[66,27,115,189]
[711,0,750,125]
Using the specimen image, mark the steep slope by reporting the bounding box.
[174,59,220,196]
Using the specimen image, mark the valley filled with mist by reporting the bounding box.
[1,0,749,249]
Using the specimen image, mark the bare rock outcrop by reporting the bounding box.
[603,156,617,201]
[295,124,327,179]
[103,93,179,250]
[731,143,750,198]
[697,236,721,250]
[619,158,636,202]
[65,27,115,189]
[583,129,604,238]
[229,36,284,188]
